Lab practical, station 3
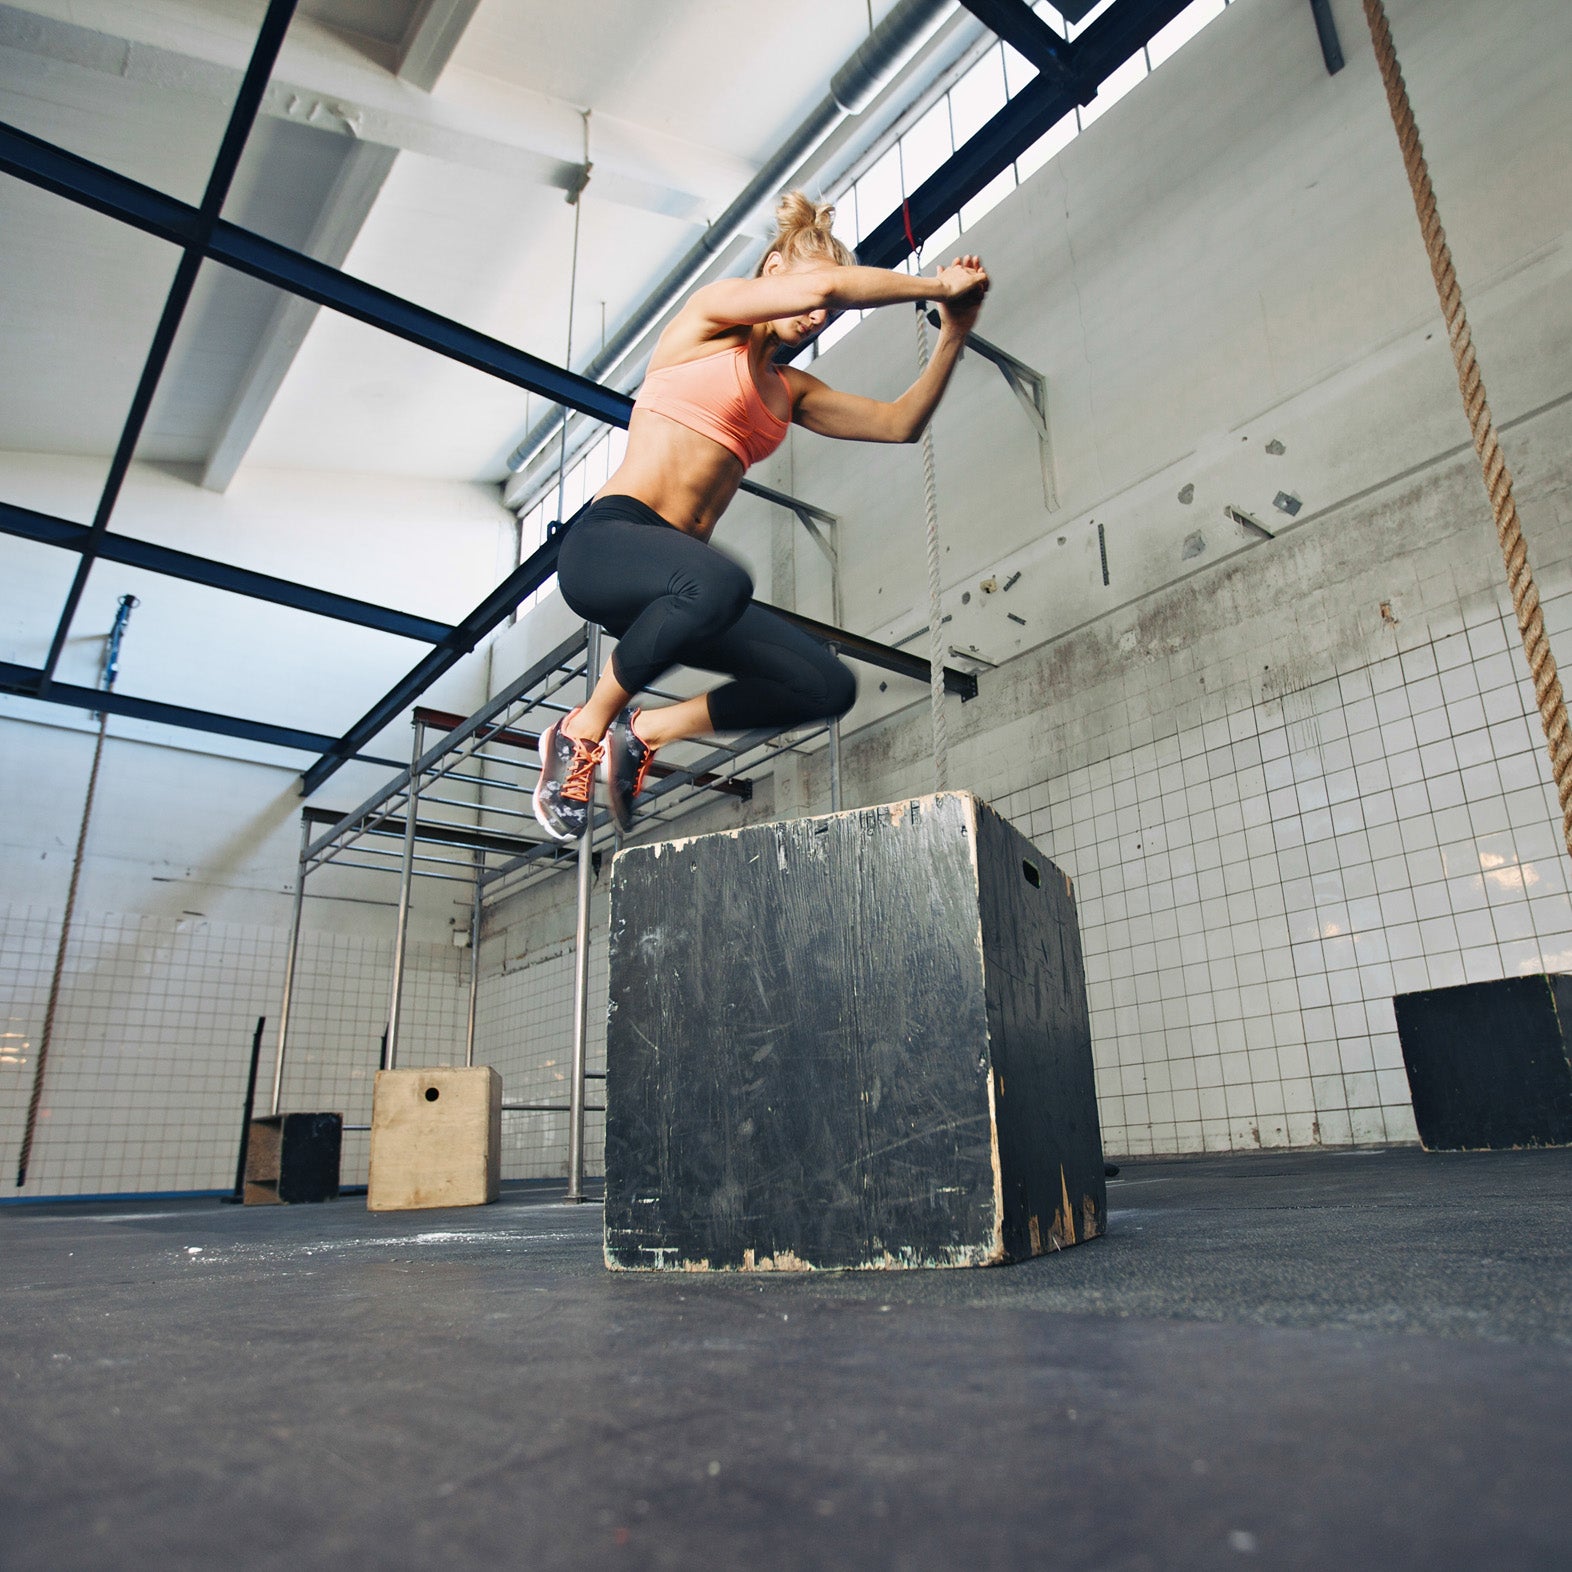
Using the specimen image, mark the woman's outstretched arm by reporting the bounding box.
[784,264,989,444]
[690,258,987,332]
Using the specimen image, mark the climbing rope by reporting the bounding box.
[1363,0,1572,862]
[16,713,109,1187]
[915,305,949,793]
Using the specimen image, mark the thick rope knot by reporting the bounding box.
[1364,0,1572,863]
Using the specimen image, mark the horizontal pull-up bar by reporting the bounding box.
[774,605,979,701]
[299,538,574,797]
[411,704,756,801]
[301,805,545,863]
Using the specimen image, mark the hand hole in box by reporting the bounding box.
[425,1087,440,1102]
[1022,860,1041,888]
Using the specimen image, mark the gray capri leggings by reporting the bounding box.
[554,493,856,732]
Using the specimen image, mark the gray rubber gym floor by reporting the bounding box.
[4,1146,1569,1571]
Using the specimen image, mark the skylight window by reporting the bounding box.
[811,0,1236,361]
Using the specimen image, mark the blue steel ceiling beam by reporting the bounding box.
[205,220,634,428]
[35,0,301,696]
[858,0,1196,267]
[0,661,401,766]
[0,122,192,245]
[956,0,1082,86]
[299,534,568,796]
[0,501,453,645]
[0,121,636,431]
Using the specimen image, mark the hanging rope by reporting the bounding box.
[16,713,109,1187]
[914,305,949,792]
[1363,0,1572,862]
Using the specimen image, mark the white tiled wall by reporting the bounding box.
[0,865,624,1197]
[0,909,281,1196]
[980,578,1572,1157]
[474,913,609,1181]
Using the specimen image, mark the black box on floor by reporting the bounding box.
[243,1112,343,1204]
[603,791,1105,1271]
[1393,974,1572,1150]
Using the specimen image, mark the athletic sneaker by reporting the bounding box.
[533,707,603,842]
[606,708,658,833]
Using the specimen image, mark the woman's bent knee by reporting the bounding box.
[821,659,857,721]
[672,559,752,636]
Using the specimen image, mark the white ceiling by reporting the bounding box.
[0,0,933,488]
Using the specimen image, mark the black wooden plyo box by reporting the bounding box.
[1393,974,1572,1151]
[243,1112,342,1204]
[603,791,1105,1271]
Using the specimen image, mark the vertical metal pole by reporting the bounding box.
[828,521,844,813]
[465,848,482,1067]
[386,719,424,1070]
[566,627,598,1201]
[229,1016,266,1203]
[270,817,311,1116]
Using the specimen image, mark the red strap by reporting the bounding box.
[902,197,918,257]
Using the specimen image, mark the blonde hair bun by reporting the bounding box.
[758,189,855,274]
[775,190,836,234]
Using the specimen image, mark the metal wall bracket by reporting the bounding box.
[1308,0,1345,75]
[737,477,847,808]
[927,311,1057,510]
[738,478,842,622]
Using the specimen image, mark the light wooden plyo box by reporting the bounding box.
[368,1066,502,1212]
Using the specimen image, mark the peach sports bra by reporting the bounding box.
[633,342,791,469]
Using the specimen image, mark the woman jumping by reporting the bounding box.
[534,191,988,842]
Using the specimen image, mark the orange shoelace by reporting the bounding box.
[627,713,657,800]
[630,744,656,799]
[563,736,603,803]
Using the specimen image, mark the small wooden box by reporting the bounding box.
[604,792,1105,1271]
[368,1066,503,1211]
[243,1112,342,1205]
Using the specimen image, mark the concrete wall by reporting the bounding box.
[786,0,1572,1155]
[489,0,1572,1159]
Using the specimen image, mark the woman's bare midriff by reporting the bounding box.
[593,408,751,541]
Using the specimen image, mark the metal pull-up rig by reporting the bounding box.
[271,563,981,1199]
